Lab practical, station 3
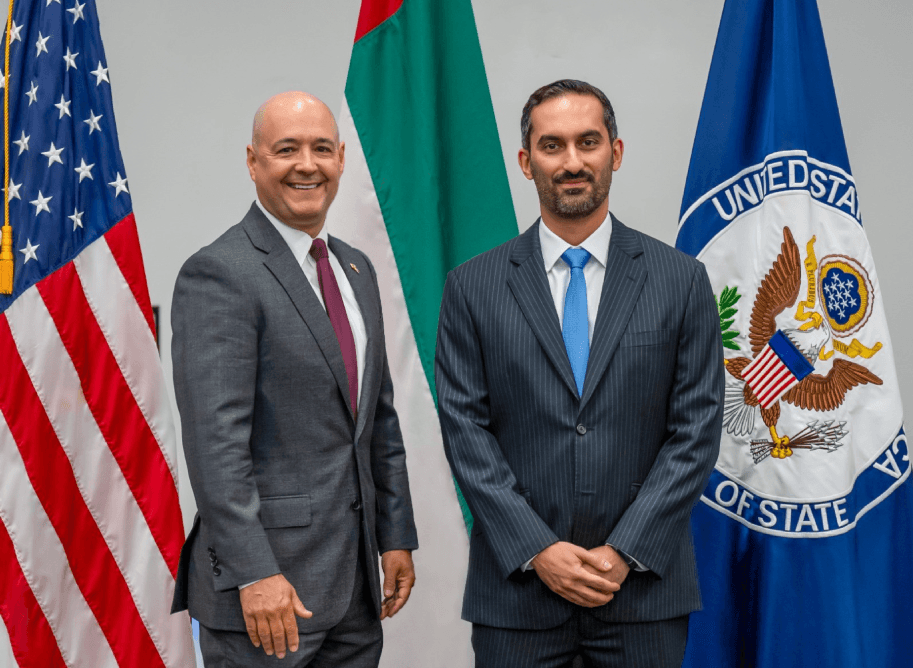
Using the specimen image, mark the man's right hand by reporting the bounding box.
[239,573,312,659]
[531,542,621,608]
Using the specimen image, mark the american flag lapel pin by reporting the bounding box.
[350,263,360,274]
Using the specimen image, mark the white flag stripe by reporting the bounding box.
[74,239,180,485]
[742,345,776,383]
[0,616,16,667]
[746,352,785,396]
[4,288,193,667]
[327,98,472,667]
[758,372,798,408]
[0,411,119,668]
[755,365,792,405]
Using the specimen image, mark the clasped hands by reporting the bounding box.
[531,542,630,608]
[239,549,415,658]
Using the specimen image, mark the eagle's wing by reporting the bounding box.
[782,358,883,411]
[749,227,802,357]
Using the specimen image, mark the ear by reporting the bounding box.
[518,149,533,180]
[611,138,625,172]
[246,145,257,182]
[338,141,346,175]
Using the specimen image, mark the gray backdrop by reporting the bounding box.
[1,2,909,667]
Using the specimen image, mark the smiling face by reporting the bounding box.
[247,92,345,235]
[518,93,623,232]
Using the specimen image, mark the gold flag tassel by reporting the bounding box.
[0,0,15,294]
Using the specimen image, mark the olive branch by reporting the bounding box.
[716,286,741,351]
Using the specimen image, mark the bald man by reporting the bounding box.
[171,92,418,667]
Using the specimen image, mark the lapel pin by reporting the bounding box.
[350,263,360,274]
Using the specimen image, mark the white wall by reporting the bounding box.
[3,1,909,666]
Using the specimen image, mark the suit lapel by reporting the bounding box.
[507,221,579,398]
[329,236,380,442]
[242,205,355,423]
[580,214,647,410]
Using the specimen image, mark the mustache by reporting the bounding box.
[553,170,594,184]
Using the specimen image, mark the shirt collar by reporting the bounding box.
[539,211,612,272]
[256,199,329,266]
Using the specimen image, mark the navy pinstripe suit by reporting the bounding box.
[435,215,723,635]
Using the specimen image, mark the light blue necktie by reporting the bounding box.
[561,248,591,396]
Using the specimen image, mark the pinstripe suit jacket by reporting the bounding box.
[435,215,723,629]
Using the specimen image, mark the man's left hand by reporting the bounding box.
[380,550,415,620]
[584,545,630,589]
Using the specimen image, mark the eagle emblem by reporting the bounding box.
[721,226,883,462]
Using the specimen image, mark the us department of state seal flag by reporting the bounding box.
[677,1,912,667]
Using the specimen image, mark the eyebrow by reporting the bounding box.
[537,129,604,146]
[272,136,337,148]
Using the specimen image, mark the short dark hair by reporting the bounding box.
[520,79,618,151]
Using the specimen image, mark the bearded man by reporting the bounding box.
[434,79,724,667]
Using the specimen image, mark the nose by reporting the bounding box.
[562,146,585,174]
[295,148,317,174]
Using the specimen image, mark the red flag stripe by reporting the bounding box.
[354,0,404,42]
[36,265,183,575]
[0,520,66,668]
[747,355,786,397]
[0,401,119,667]
[742,346,776,384]
[75,234,180,486]
[754,365,792,402]
[0,317,164,668]
[103,214,157,339]
[5,287,193,666]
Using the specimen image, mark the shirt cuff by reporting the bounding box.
[239,579,262,590]
[608,544,648,572]
[521,554,539,572]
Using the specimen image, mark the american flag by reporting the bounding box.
[0,1,193,666]
[741,330,815,409]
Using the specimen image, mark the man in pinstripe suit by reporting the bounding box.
[435,80,724,667]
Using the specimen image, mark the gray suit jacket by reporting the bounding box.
[435,216,723,630]
[171,203,418,632]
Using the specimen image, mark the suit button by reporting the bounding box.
[212,567,221,576]
[576,424,587,435]
[351,499,362,511]
[210,557,219,566]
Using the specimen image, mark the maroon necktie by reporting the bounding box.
[309,239,358,415]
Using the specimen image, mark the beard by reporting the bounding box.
[530,161,612,219]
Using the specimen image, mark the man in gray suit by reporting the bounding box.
[171,91,418,666]
[435,80,723,667]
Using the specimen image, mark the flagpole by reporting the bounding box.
[0,0,14,294]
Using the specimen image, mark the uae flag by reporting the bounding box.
[326,0,517,663]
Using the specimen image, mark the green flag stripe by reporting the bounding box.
[345,0,517,407]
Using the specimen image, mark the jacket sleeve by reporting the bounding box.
[435,270,559,578]
[606,262,724,577]
[172,251,280,591]
[364,253,419,554]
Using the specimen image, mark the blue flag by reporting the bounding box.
[677,2,912,667]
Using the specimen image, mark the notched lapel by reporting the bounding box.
[580,216,647,409]
[507,223,579,399]
[245,208,355,422]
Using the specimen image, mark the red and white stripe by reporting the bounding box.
[742,344,802,409]
[0,216,194,667]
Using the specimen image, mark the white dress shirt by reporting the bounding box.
[539,213,612,340]
[256,200,368,405]
[522,214,647,574]
[241,201,369,591]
